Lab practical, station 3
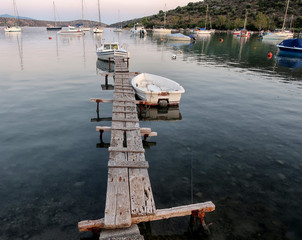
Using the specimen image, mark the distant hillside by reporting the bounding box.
[0,17,106,27]
[0,14,34,20]
[110,0,302,31]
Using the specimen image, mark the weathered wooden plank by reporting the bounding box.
[109,147,145,153]
[104,168,132,229]
[108,161,149,168]
[112,118,139,123]
[78,201,215,232]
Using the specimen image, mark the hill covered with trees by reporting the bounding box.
[118,0,302,31]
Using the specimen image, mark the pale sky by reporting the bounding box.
[2,0,202,24]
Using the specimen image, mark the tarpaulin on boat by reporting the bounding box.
[280,38,302,48]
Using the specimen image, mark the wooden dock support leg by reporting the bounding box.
[96,101,100,113]
[143,134,149,141]
[105,74,109,89]
[99,130,104,143]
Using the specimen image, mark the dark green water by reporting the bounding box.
[0,28,301,240]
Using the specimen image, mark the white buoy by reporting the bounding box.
[171,54,177,60]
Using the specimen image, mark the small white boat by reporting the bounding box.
[113,27,122,32]
[4,26,21,32]
[93,0,103,33]
[58,26,84,35]
[130,24,147,36]
[93,26,103,33]
[96,43,129,61]
[131,73,185,106]
[194,28,212,35]
[167,33,192,41]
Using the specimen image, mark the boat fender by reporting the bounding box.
[158,99,168,108]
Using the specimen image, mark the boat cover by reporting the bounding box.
[279,38,302,48]
[167,33,190,39]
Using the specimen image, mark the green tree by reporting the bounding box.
[255,12,268,30]
[142,17,148,26]
[233,18,243,29]
[216,15,227,29]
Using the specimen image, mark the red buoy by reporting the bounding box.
[268,52,273,59]
[48,37,52,40]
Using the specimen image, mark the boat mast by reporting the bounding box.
[282,0,290,32]
[82,0,84,25]
[53,2,57,27]
[205,4,209,29]
[164,4,167,28]
[13,0,19,26]
[98,0,101,26]
[243,9,248,29]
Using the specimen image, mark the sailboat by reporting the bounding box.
[113,10,122,32]
[4,0,22,32]
[263,0,293,40]
[93,0,103,33]
[153,4,172,34]
[47,1,62,31]
[239,9,251,37]
[80,0,90,31]
[194,5,211,35]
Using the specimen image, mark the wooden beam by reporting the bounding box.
[90,98,113,103]
[78,201,215,232]
[96,126,156,136]
[108,161,149,169]
[108,147,145,153]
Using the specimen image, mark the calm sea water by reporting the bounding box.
[0,27,301,240]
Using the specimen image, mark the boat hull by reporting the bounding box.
[131,73,185,105]
[97,50,129,61]
[4,26,21,32]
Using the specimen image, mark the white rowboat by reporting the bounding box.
[131,73,185,106]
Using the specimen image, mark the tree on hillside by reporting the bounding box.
[255,12,268,30]
[233,18,244,29]
[216,15,227,29]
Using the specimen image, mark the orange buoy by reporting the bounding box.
[268,52,273,59]
[219,38,223,42]
[254,47,256,50]
[48,37,52,40]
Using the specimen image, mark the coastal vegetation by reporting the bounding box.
[1,0,302,31]
[120,0,302,31]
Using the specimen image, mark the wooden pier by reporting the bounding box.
[78,57,215,239]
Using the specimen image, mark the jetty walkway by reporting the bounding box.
[78,57,215,239]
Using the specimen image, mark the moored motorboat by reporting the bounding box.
[58,26,84,35]
[131,73,185,106]
[167,33,192,41]
[96,42,129,61]
[277,38,302,56]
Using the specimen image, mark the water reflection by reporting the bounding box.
[137,105,182,121]
[276,55,302,69]
[96,59,115,73]
[5,32,24,70]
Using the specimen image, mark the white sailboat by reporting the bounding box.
[153,4,172,34]
[47,1,62,31]
[194,5,211,35]
[80,0,90,31]
[263,0,293,40]
[4,0,22,32]
[113,10,122,32]
[93,0,103,33]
